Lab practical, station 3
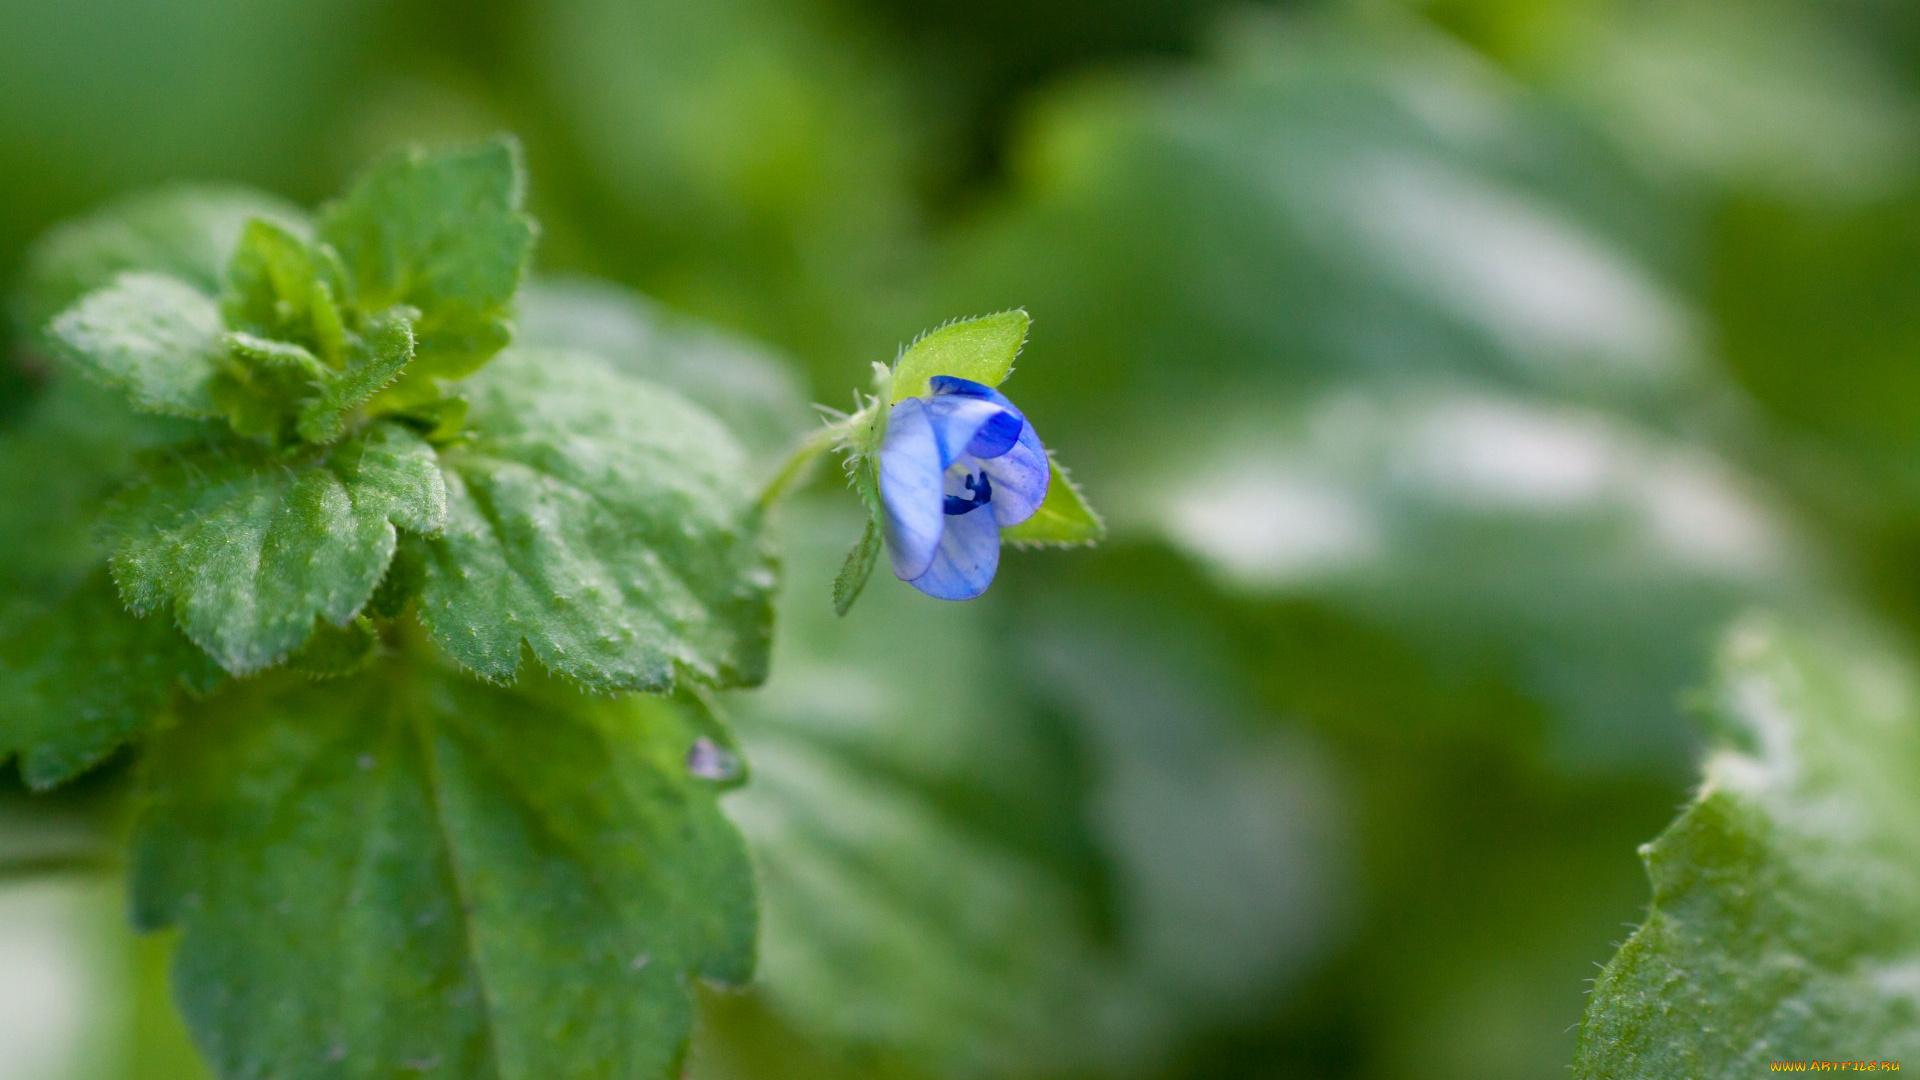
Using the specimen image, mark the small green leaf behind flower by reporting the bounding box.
[1002,457,1105,548]
[887,309,1029,403]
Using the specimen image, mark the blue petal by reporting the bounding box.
[907,495,1001,600]
[878,398,945,581]
[928,375,1007,407]
[927,375,1050,525]
[923,392,1021,465]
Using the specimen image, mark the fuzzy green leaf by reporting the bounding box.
[295,307,418,443]
[0,378,199,617]
[1002,457,1105,548]
[516,279,812,468]
[888,309,1029,403]
[48,272,227,419]
[223,217,350,358]
[15,186,302,336]
[131,656,755,1080]
[421,349,774,692]
[0,572,221,790]
[1574,616,1920,1075]
[106,422,447,674]
[318,137,535,392]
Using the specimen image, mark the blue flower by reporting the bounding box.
[878,375,1050,600]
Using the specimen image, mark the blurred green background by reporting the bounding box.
[4,0,1919,1077]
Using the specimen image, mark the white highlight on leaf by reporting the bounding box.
[1868,958,1920,1002]
[0,883,111,1080]
[1152,389,1790,592]
[1637,452,1784,577]
[1400,398,1614,507]
[1345,154,1693,380]
[1162,466,1381,587]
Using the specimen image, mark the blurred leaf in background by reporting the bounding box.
[928,9,1805,777]
[708,503,1349,1078]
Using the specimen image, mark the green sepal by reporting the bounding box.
[47,272,226,419]
[1002,456,1105,548]
[225,331,327,376]
[889,309,1028,402]
[318,136,536,399]
[831,518,882,617]
[420,349,775,693]
[131,655,756,1080]
[0,571,222,791]
[105,421,448,674]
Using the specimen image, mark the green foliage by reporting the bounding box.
[106,422,447,674]
[515,279,812,468]
[132,654,755,1080]
[317,138,535,397]
[421,349,774,692]
[2,137,789,1080]
[888,310,1028,402]
[1575,616,1920,1075]
[19,0,1918,1075]
[48,273,228,419]
[0,572,220,790]
[15,186,302,337]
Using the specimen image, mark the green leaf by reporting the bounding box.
[295,307,418,443]
[0,572,220,790]
[1001,457,1105,548]
[47,272,226,419]
[830,519,880,616]
[284,618,380,679]
[15,186,302,336]
[318,137,535,392]
[106,422,447,674]
[214,332,328,441]
[131,654,755,1080]
[516,279,811,468]
[421,349,774,692]
[1574,616,1920,1076]
[222,217,350,359]
[0,378,199,616]
[888,310,1028,403]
